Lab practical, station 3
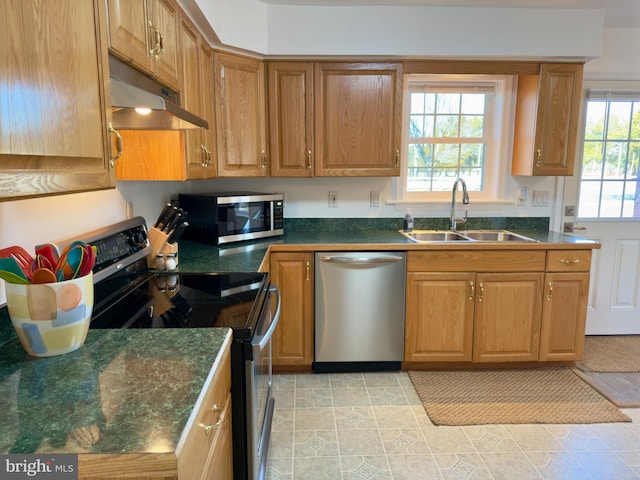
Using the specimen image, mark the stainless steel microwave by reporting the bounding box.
[178,192,284,245]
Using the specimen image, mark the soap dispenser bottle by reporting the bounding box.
[403,208,414,232]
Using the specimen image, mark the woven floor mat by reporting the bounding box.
[408,367,630,426]
[576,335,640,373]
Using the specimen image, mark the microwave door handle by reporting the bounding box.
[255,285,281,351]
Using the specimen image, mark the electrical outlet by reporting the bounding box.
[532,190,549,207]
[370,191,380,207]
[564,205,576,216]
[329,191,339,207]
[516,187,528,206]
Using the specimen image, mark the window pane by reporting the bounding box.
[579,181,601,217]
[627,142,640,179]
[461,94,485,114]
[410,115,425,137]
[607,102,632,140]
[622,181,639,217]
[461,143,484,168]
[584,101,606,141]
[582,141,603,178]
[460,115,484,137]
[600,181,624,217]
[436,93,460,114]
[604,142,629,179]
[631,102,640,140]
[435,115,459,137]
[460,168,483,191]
[411,93,426,114]
[435,144,460,167]
[408,144,432,167]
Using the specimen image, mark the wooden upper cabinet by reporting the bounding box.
[315,62,402,176]
[512,63,583,176]
[267,62,314,177]
[105,0,180,90]
[180,14,216,180]
[0,0,114,201]
[215,52,267,177]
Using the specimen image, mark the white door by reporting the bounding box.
[563,83,640,334]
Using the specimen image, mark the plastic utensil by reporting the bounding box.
[0,246,33,281]
[55,244,85,281]
[0,257,30,284]
[31,268,57,284]
[35,244,59,267]
[78,244,96,278]
[31,254,54,274]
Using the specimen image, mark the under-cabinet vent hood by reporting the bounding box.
[109,55,208,130]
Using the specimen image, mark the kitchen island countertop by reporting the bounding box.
[0,328,231,460]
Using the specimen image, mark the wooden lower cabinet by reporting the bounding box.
[405,250,591,365]
[270,252,314,368]
[472,273,544,363]
[177,340,233,480]
[405,272,474,362]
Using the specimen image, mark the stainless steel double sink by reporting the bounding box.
[400,229,538,243]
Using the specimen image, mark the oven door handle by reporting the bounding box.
[255,285,281,351]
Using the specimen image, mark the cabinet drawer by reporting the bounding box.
[546,250,592,272]
[407,250,546,272]
[178,342,231,479]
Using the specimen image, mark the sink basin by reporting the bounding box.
[400,229,538,243]
[458,230,537,242]
[401,230,470,242]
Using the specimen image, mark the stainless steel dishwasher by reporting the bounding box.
[313,251,406,373]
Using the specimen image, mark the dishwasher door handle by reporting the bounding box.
[319,255,404,264]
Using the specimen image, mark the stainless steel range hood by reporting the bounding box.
[109,56,208,130]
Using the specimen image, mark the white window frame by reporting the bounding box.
[396,74,516,204]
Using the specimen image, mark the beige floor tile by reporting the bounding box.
[271,407,294,432]
[432,453,493,480]
[379,427,429,455]
[329,372,366,388]
[265,457,293,480]
[386,454,441,480]
[525,451,592,480]
[332,386,372,407]
[337,428,385,456]
[292,456,341,480]
[334,406,376,430]
[341,455,393,480]
[422,426,476,454]
[368,386,411,406]
[294,429,339,457]
[373,405,421,429]
[477,452,542,480]
[269,430,294,459]
[363,372,402,388]
[505,424,567,452]
[294,407,335,431]
[464,425,521,453]
[572,450,639,479]
[294,387,333,408]
[295,373,330,389]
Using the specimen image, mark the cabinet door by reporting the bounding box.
[405,272,475,362]
[315,62,402,176]
[539,273,590,361]
[202,395,233,480]
[270,253,314,367]
[105,0,154,76]
[215,53,267,177]
[267,62,314,177]
[1,0,114,200]
[150,0,180,90]
[512,63,583,176]
[180,14,216,179]
[473,273,544,363]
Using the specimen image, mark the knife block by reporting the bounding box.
[147,226,170,268]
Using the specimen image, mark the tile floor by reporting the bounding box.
[266,371,640,480]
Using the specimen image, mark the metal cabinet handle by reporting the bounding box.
[149,21,163,59]
[201,145,212,168]
[468,281,475,301]
[478,282,484,302]
[560,259,580,265]
[535,148,542,168]
[305,261,310,281]
[395,149,400,167]
[547,281,553,301]
[108,122,122,168]
[261,150,268,168]
[307,150,312,169]
[199,404,224,436]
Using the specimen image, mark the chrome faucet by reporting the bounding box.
[450,178,470,231]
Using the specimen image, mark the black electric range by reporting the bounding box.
[57,217,278,480]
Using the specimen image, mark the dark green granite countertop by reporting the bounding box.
[0,328,231,455]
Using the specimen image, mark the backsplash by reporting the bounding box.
[285,217,550,232]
